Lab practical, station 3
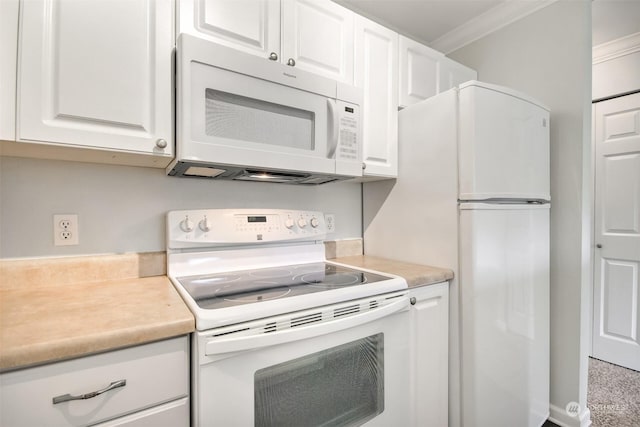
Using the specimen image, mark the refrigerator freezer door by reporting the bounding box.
[458,82,550,201]
[459,203,550,427]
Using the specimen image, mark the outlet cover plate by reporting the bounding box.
[324,213,336,233]
[54,214,79,246]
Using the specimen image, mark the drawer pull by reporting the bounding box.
[52,379,126,404]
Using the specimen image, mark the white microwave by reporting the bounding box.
[168,34,363,184]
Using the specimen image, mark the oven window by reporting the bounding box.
[205,89,315,150]
[254,333,384,427]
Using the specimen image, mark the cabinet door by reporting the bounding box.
[399,35,443,108]
[0,0,18,141]
[355,16,398,178]
[178,0,280,60]
[18,0,173,162]
[409,283,449,427]
[281,0,354,84]
[438,56,477,92]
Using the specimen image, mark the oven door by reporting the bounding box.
[194,294,410,427]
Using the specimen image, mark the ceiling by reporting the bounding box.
[592,0,640,46]
[336,0,640,52]
[336,0,501,46]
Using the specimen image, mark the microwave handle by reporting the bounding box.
[326,99,339,158]
[204,296,409,356]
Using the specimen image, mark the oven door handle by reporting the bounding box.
[204,296,409,355]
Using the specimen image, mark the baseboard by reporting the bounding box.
[549,404,592,427]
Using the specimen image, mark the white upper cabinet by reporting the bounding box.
[181,0,354,84]
[399,35,443,108]
[0,0,19,141]
[178,0,281,59]
[355,15,398,178]
[438,56,477,92]
[399,35,476,108]
[281,0,354,84]
[17,0,174,166]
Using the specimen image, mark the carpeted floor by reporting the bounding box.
[587,357,640,427]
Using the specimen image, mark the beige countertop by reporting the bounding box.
[332,255,454,287]
[0,254,194,372]
[0,249,450,372]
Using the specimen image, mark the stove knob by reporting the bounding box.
[199,216,212,232]
[297,218,307,228]
[310,217,320,228]
[180,216,194,232]
[285,218,295,229]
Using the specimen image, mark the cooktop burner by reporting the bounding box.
[177,262,392,310]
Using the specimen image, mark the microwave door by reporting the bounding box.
[184,61,335,175]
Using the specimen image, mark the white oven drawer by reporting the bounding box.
[0,336,189,427]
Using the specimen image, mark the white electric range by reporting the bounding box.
[166,208,411,427]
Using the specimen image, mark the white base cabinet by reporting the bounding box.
[409,282,449,427]
[0,337,189,427]
[93,398,189,427]
[14,0,174,167]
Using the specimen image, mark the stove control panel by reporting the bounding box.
[167,209,328,248]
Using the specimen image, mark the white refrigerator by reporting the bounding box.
[363,80,550,427]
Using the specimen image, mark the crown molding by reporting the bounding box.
[430,0,558,54]
[593,32,640,64]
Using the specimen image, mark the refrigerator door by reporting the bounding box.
[459,203,549,427]
[458,81,550,201]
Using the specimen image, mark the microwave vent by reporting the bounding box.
[183,166,226,178]
[168,161,350,185]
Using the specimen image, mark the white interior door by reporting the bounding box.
[592,92,640,372]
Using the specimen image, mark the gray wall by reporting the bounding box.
[0,156,362,258]
[449,1,593,425]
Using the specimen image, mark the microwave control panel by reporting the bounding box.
[336,100,360,163]
[167,209,328,248]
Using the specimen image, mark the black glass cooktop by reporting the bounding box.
[177,262,392,309]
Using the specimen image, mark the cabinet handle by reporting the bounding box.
[410,297,417,305]
[362,162,367,170]
[287,58,296,66]
[269,52,278,61]
[52,379,126,404]
[155,138,168,149]
[596,244,602,249]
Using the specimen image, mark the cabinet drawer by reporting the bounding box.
[93,397,189,427]
[0,336,189,427]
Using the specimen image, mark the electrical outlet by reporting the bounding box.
[54,214,79,246]
[325,213,336,233]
